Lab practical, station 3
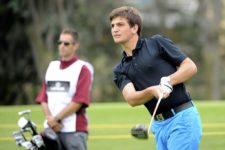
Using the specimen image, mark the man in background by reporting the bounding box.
[36,28,94,150]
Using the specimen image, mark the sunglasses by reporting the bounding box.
[58,41,74,46]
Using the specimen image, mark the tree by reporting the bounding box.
[197,0,225,99]
[1,0,224,105]
[0,0,124,104]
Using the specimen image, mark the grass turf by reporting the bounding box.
[0,101,225,150]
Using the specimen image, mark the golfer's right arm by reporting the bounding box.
[122,82,160,107]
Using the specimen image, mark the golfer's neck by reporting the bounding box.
[121,35,139,56]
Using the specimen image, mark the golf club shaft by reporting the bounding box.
[148,94,163,134]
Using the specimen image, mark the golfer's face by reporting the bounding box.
[58,34,78,60]
[111,17,135,44]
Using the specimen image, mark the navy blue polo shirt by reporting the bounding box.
[113,34,192,115]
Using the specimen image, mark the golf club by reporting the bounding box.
[131,94,163,139]
[147,94,163,134]
[13,110,46,150]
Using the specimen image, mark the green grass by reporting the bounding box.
[0,101,225,150]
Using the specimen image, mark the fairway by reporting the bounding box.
[0,101,225,150]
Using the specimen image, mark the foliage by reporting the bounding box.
[0,0,224,104]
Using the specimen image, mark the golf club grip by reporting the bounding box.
[148,94,163,134]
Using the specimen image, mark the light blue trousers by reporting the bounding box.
[152,104,202,150]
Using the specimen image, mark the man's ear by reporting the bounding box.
[74,43,80,51]
[131,24,139,34]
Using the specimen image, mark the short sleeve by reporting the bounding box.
[152,34,187,66]
[72,65,92,107]
[113,64,131,91]
[35,83,48,103]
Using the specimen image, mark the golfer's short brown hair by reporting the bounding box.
[109,6,142,36]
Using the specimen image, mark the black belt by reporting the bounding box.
[154,101,193,121]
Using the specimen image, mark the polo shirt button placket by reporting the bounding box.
[132,57,137,67]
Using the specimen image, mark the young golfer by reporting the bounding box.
[109,6,202,150]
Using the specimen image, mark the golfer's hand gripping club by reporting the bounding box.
[160,77,173,95]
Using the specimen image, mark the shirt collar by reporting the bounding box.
[60,56,78,69]
[122,38,144,60]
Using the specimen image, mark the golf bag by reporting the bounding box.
[12,110,62,150]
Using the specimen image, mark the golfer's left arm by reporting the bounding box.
[122,83,161,107]
[168,57,197,86]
